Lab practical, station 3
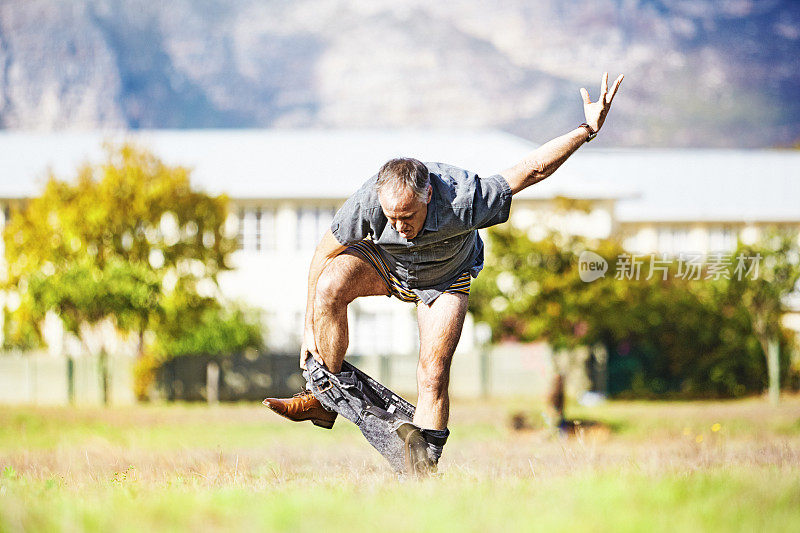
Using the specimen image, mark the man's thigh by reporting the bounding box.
[416,292,469,369]
[318,249,391,302]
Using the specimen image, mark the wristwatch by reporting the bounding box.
[579,123,597,142]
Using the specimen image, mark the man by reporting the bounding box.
[264,72,624,471]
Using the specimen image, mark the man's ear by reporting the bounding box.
[426,184,432,204]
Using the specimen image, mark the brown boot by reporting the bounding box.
[262,390,337,429]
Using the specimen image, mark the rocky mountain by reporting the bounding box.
[0,0,798,147]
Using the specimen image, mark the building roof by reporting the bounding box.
[0,130,798,222]
[562,149,800,223]
[0,129,625,201]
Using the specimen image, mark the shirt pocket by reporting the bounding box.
[416,238,464,263]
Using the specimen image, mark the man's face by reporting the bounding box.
[378,184,431,240]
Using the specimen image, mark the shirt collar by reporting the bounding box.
[421,178,439,233]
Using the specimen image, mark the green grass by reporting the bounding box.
[1,396,799,532]
[2,468,799,532]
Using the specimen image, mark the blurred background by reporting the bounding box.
[0,0,799,407]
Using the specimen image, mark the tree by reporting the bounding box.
[726,230,800,404]
[2,143,247,400]
[469,226,627,349]
[133,295,264,401]
[470,225,800,399]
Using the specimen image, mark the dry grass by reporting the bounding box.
[1,396,799,531]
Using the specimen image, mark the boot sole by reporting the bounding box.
[311,418,336,429]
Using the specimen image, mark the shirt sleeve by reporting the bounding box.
[330,179,381,245]
[471,174,513,229]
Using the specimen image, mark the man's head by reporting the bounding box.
[376,158,432,240]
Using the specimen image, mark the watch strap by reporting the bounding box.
[579,123,597,142]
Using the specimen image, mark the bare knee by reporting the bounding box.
[315,268,353,310]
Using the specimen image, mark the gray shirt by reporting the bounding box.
[330,162,513,304]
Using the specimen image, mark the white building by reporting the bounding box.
[1,130,799,355]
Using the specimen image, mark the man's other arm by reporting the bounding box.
[502,72,623,195]
[300,229,347,369]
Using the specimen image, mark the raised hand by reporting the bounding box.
[580,72,623,133]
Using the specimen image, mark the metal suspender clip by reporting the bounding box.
[317,379,334,393]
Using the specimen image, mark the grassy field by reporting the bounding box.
[1,396,799,532]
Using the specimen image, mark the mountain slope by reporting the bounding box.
[0,0,797,147]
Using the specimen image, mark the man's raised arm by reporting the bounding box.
[501,72,623,195]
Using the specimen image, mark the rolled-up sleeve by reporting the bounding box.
[330,177,383,245]
[331,195,370,245]
[471,174,513,229]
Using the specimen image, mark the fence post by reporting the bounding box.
[99,351,109,406]
[207,361,220,404]
[479,347,491,398]
[592,343,609,397]
[379,354,391,388]
[67,356,75,405]
[26,355,34,403]
[474,323,492,398]
[768,339,780,406]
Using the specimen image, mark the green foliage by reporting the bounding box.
[153,302,263,360]
[727,231,800,353]
[3,305,43,351]
[470,228,625,348]
[27,258,161,335]
[132,297,264,400]
[2,143,239,355]
[470,226,800,398]
[4,144,234,279]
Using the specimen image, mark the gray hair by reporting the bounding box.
[375,158,430,202]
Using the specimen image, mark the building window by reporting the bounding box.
[296,207,337,250]
[622,230,644,253]
[709,226,736,252]
[352,311,393,355]
[237,207,276,252]
[259,209,276,251]
[658,227,690,256]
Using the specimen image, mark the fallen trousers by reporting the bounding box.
[304,356,416,472]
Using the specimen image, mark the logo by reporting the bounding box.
[579,251,608,282]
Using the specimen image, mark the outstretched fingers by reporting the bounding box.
[600,72,608,101]
[580,87,591,104]
[606,74,624,104]
[584,72,624,106]
[580,72,624,131]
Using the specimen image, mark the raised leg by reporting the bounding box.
[413,291,469,430]
[312,250,389,373]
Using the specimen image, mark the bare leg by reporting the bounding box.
[313,251,389,373]
[413,292,469,430]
